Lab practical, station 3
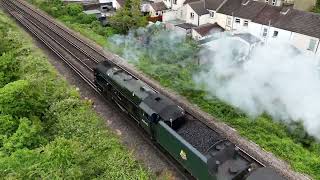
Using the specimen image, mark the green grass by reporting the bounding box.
[26,0,320,179]
[0,10,151,179]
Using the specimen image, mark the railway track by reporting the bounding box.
[1,0,193,179]
[1,0,304,179]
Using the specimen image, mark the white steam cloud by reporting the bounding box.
[194,36,320,139]
[108,25,320,140]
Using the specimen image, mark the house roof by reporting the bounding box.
[251,4,320,38]
[273,9,320,39]
[204,0,226,10]
[218,0,241,15]
[183,0,200,5]
[189,1,209,16]
[193,23,224,36]
[252,5,282,25]
[219,0,266,19]
[176,23,197,30]
[150,2,168,11]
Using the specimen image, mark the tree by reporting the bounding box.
[109,0,147,34]
[66,3,83,16]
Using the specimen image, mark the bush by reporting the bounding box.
[0,10,150,179]
[66,3,83,16]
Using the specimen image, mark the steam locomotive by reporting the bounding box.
[94,60,285,180]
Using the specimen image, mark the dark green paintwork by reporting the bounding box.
[154,121,216,180]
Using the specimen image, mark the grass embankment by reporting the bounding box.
[0,10,151,179]
[27,0,320,179]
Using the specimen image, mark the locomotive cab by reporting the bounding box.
[140,93,186,130]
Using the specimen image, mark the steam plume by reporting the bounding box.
[194,36,320,139]
[107,25,320,140]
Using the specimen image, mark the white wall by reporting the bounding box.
[192,29,203,40]
[291,33,320,54]
[185,4,209,26]
[163,10,178,22]
[163,0,185,10]
[248,22,292,42]
[112,0,121,9]
[215,13,228,30]
[176,5,187,20]
[199,14,209,25]
[206,10,217,24]
[149,7,164,17]
[232,17,250,32]
[172,0,185,10]
[248,22,320,55]
[186,4,199,25]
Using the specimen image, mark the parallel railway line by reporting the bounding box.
[1,0,303,179]
[1,0,192,179]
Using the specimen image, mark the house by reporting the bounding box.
[215,0,266,31]
[202,0,320,54]
[163,0,186,10]
[149,2,168,17]
[186,1,209,26]
[192,23,224,40]
[250,6,320,54]
[161,0,320,54]
[162,0,202,23]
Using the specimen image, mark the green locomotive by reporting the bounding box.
[94,61,284,180]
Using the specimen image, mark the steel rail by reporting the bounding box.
[1,1,193,179]
[5,0,95,72]
[6,0,266,170]
[12,0,157,87]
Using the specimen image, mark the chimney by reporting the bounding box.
[242,0,250,5]
[280,6,291,15]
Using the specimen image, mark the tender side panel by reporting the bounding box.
[154,121,215,180]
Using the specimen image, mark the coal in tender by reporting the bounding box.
[176,118,223,154]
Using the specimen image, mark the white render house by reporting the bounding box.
[161,0,320,54]
[186,1,209,26]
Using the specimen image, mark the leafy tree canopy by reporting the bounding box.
[109,0,147,34]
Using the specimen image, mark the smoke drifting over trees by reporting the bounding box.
[108,26,320,140]
[195,37,320,140]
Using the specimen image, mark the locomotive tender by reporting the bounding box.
[94,61,284,180]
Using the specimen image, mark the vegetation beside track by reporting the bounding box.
[24,0,320,179]
[0,10,151,179]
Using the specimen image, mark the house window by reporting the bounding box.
[308,39,317,51]
[243,20,248,26]
[210,11,215,18]
[265,0,269,3]
[173,0,177,4]
[235,18,240,23]
[273,31,278,37]
[263,28,268,37]
[227,17,232,26]
[156,12,159,16]
[272,0,276,5]
[190,12,194,19]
